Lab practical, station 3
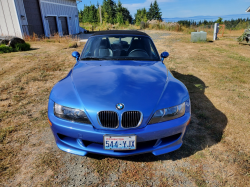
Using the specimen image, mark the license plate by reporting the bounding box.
[103,135,137,150]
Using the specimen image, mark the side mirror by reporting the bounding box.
[160,51,169,62]
[72,51,80,60]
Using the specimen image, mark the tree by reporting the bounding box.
[152,0,162,21]
[81,4,98,23]
[147,3,153,20]
[216,17,224,24]
[135,8,147,25]
[116,12,124,24]
[116,0,124,24]
[121,7,133,23]
[102,0,117,24]
[79,0,132,24]
[116,0,132,24]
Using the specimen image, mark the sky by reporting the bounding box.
[77,0,250,19]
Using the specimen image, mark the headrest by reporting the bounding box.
[131,40,144,49]
[99,49,110,56]
[100,39,108,47]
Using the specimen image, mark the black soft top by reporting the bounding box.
[91,30,149,37]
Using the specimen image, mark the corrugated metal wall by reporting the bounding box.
[0,0,22,38]
[23,0,44,36]
[14,0,28,37]
[0,0,79,38]
[39,0,79,37]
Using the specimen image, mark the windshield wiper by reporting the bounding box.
[81,57,104,60]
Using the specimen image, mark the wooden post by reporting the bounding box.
[222,25,225,37]
[99,5,102,24]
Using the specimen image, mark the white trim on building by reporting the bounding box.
[0,0,23,38]
[40,0,77,8]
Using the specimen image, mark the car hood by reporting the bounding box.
[71,60,167,128]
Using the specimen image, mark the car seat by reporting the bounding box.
[94,39,113,57]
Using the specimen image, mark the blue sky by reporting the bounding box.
[77,0,250,18]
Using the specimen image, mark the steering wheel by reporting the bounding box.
[128,49,149,57]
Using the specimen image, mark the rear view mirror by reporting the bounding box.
[161,51,169,59]
[160,52,169,63]
[72,51,80,60]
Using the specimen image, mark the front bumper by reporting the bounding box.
[49,111,190,157]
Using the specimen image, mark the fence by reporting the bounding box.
[195,21,250,38]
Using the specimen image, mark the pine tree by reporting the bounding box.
[81,4,98,23]
[79,0,135,25]
[116,12,124,24]
[135,8,147,25]
[116,0,124,24]
[152,0,162,21]
[102,0,116,24]
[116,0,132,24]
[147,3,153,21]
[216,17,223,24]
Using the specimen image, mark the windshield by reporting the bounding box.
[81,35,160,61]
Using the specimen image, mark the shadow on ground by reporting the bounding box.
[87,71,228,162]
[30,48,39,51]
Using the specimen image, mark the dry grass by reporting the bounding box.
[23,32,80,44]
[154,30,250,186]
[80,22,140,31]
[0,30,249,186]
[0,40,84,185]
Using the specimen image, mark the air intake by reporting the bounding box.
[98,111,119,128]
[121,111,142,128]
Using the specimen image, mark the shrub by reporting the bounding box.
[140,21,147,29]
[15,42,31,51]
[0,42,31,54]
[237,32,248,42]
[0,45,13,53]
[68,42,78,48]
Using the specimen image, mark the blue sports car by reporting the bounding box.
[48,30,191,157]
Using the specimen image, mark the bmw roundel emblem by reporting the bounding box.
[116,103,124,110]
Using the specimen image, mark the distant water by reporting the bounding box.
[163,14,250,22]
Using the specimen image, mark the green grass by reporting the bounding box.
[228,53,250,63]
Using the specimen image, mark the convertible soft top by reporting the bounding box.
[91,30,149,37]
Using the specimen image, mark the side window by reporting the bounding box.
[149,42,157,58]
[84,42,91,56]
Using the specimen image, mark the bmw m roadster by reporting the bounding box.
[48,30,191,157]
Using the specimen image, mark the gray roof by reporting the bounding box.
[246,6,250,12]
[91,30,149,37]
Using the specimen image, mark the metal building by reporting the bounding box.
[0,0,80,38]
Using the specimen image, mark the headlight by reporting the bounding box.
[148,100,189,124]
[54,103,91,124]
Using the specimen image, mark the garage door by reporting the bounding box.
[59,17,69,35]
[47,17,58,36]
[23,0,44,36]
